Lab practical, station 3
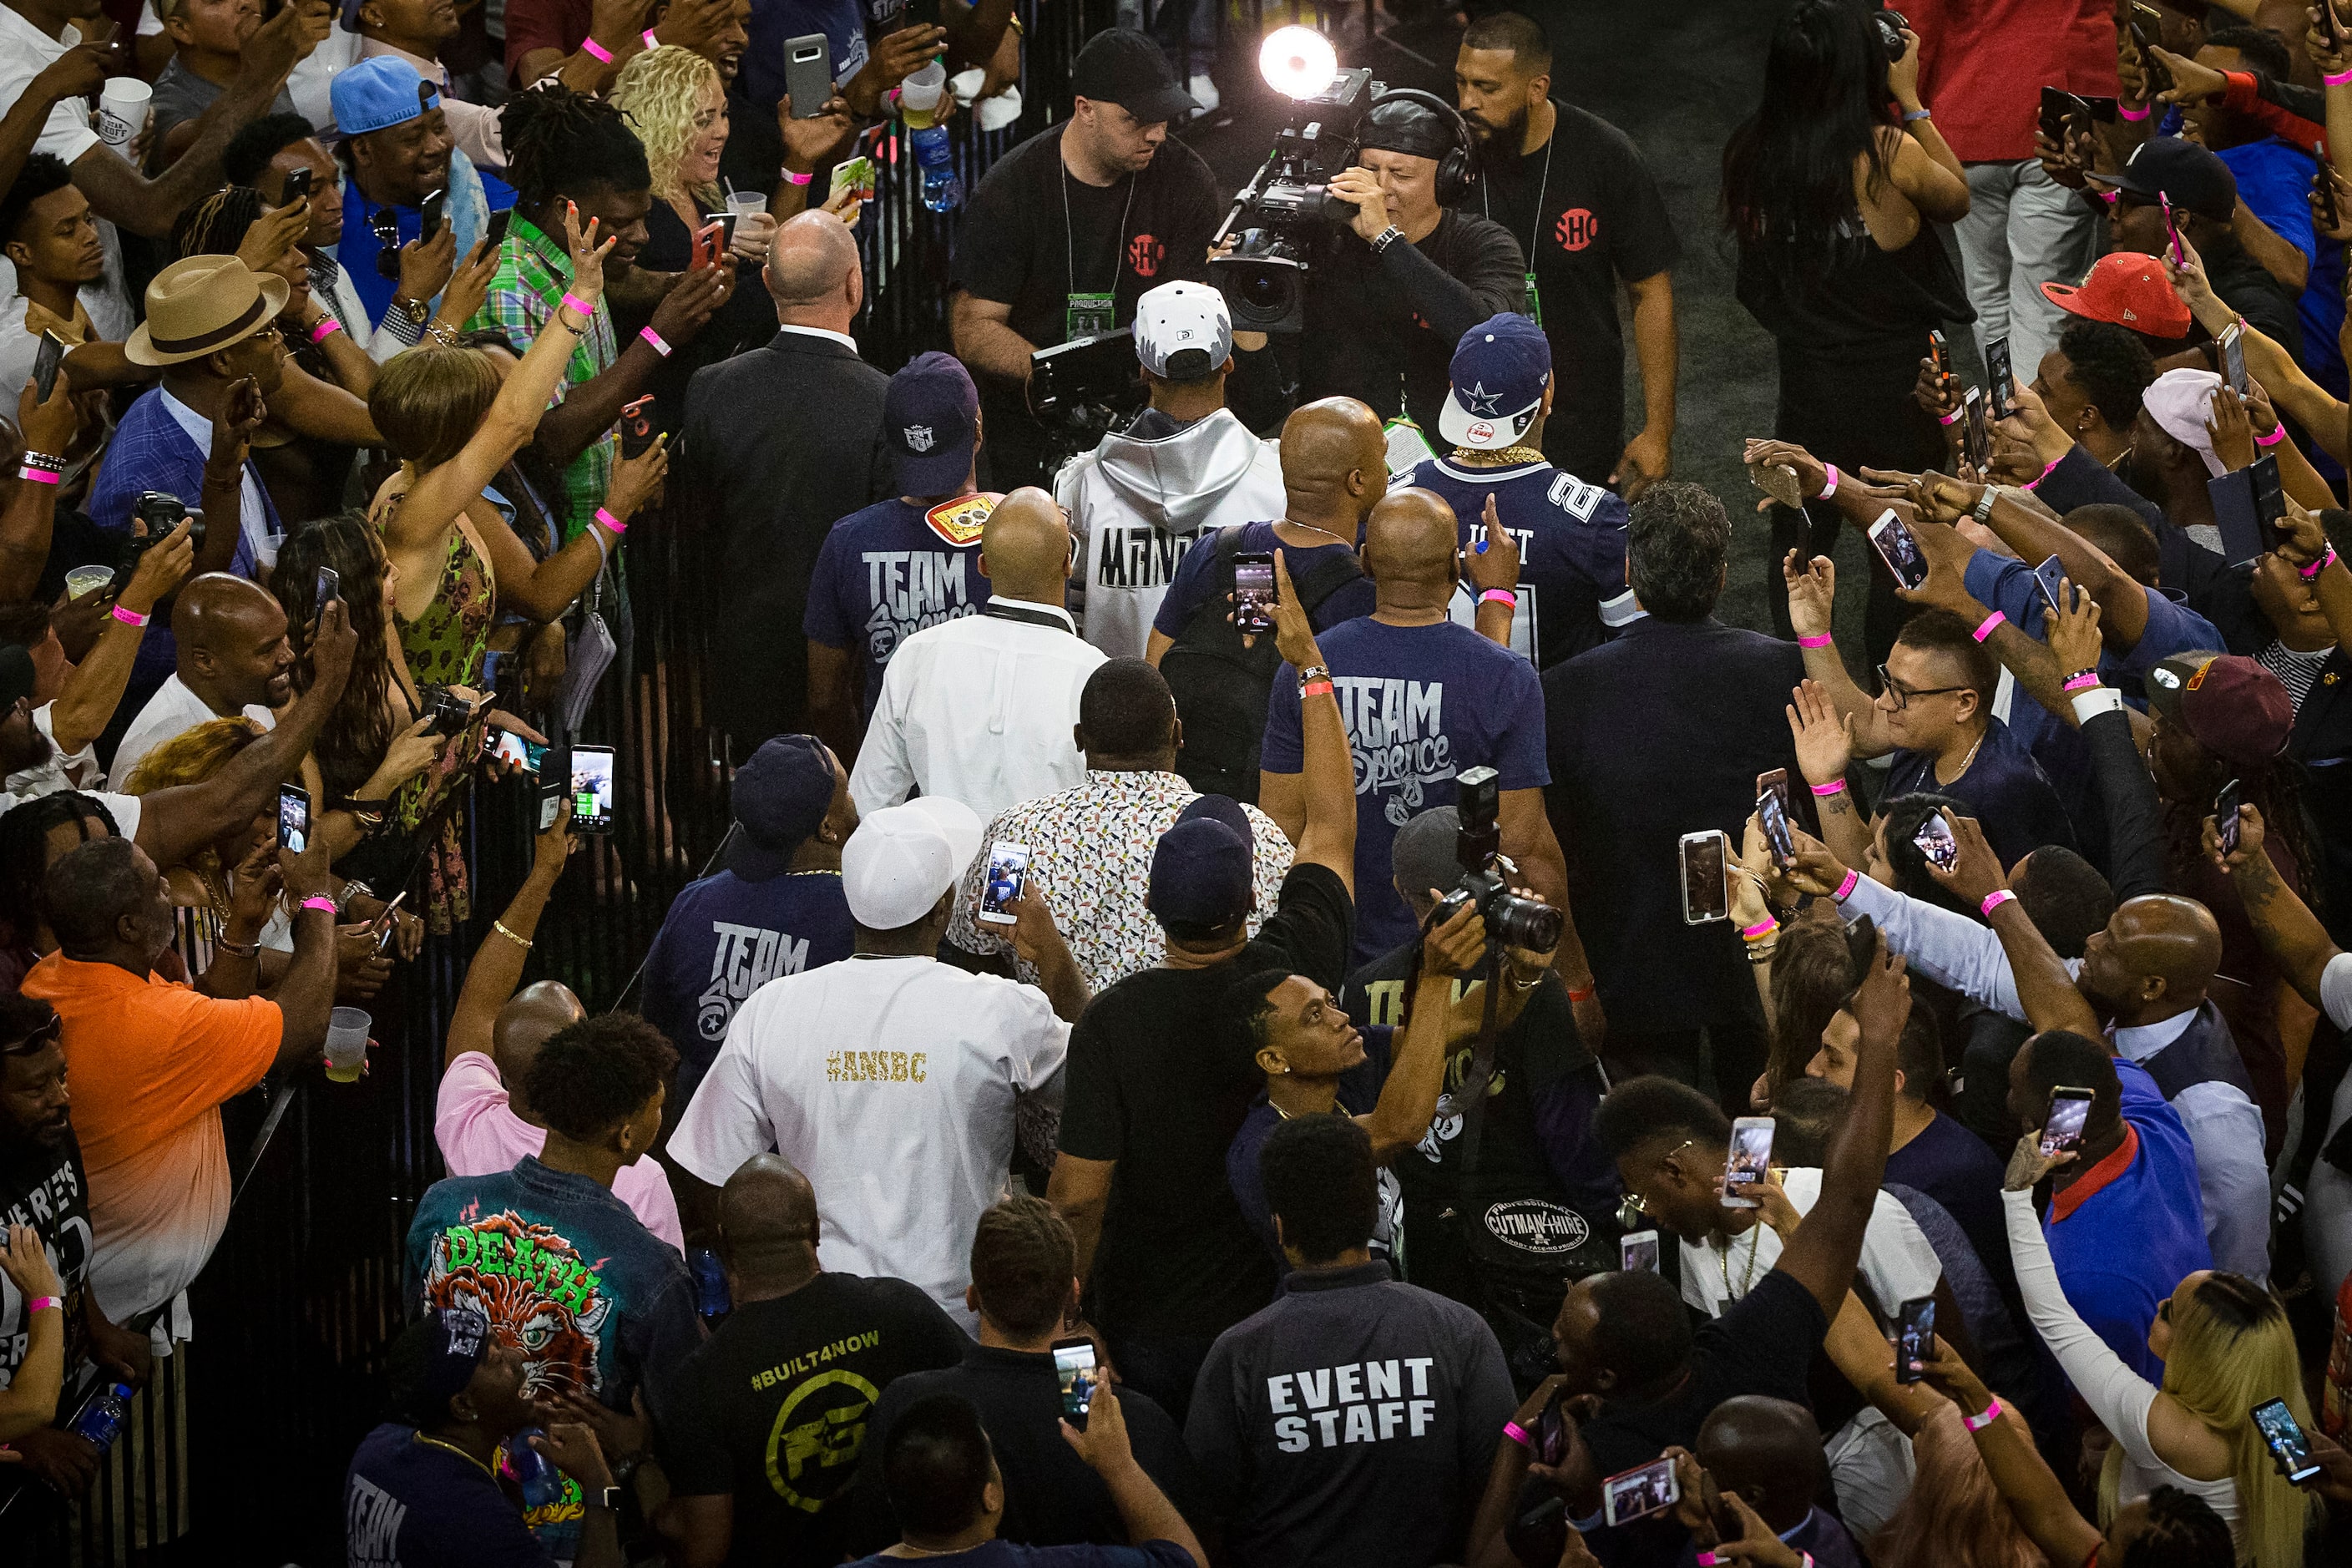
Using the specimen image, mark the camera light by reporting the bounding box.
[1260,26,1338,100]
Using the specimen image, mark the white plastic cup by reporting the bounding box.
[325,1006,369,1083]
[727,190,766,221]
[96,78,151,149]
[64,565,112,601]
[899,60,945,113]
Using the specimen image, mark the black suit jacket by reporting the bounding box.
[1542,616,1808,1034]
[2289,647,2352,944]
[677,330,890,749]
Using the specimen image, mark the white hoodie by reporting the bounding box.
[1055,407,1287,659]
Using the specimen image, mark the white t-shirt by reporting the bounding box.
[1,701,142,839]
[109,675,276,790]
[2321,949,2352,1032]
[1676,1166,1943,1320]
[669,953,1069,1329]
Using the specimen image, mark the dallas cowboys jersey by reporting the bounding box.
[1398,455,1641,667]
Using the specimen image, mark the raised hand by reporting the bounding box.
[2046,579,2104,678]
[1781,549,1835,642]
[1785,678,1854,787]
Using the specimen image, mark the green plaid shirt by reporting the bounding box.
[465,212,616,536]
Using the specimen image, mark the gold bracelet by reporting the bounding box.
[493,919,533,949]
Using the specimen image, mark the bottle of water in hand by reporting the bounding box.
[70,1383,134,1451]
[902,61,963,213]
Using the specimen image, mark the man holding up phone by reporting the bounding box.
[106,574,291,791]
[327,56,488,350]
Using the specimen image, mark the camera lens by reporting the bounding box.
[1490,893,1564,953]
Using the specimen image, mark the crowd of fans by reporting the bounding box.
[0,0,2350,1565]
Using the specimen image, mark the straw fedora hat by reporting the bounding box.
[126,255,290,368]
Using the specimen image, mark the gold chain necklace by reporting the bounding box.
[1451,445,1546,467]
[1719,1222,1763,1300]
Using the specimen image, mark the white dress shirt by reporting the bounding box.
[1840,875,2273,1282]
[669,953,1069,1329]
[850,594,1110,824]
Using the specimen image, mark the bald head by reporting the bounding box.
[172,574,293,710]
[718,1153,820,1274]
[1278,397,1388,518]
[1362,488,1461,607]
[1697,1395,1824,1530]
[766,211,862,321]
[2108,893,2223,1000]
[979,487,1072,604]
[492,979,587,1114]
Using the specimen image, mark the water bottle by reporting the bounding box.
[912,123,962,213]
[690,1247,731,1319]
[70,1383,133,1450]
[505,1427,565,1510]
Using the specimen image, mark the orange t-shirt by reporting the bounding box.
[21,954,280,1324]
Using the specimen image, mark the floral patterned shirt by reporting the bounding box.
[948,769,1293,995]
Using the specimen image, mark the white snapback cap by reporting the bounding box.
[841,797,984,928]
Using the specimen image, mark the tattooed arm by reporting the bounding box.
[2213,803,2342,1017]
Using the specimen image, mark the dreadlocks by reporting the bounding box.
[498,84,650,219]
[174,186,272,261]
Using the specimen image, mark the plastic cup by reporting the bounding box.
[726,191,766,221]
[325,1006,369,1084]
[899,60,945,114]
[65,565,112,601]
[96,78,151,149]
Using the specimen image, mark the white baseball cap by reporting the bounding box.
[1133,281,1232,380]
[841,797,984,928]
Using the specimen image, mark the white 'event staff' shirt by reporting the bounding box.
[669,953,1070,1330]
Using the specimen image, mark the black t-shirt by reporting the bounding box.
[1473,102,1681,480]
[0,1131,93,1393]
[1057,863,1354,1338]
[658,1272,969,1565]
[619,200,781,438]
[720,77,789,206]
[1296,210,1529,438]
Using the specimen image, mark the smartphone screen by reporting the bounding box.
[1984,336,2016,419]
[1755,768,1789,815]
[1893,1295,1936,1384]
[2215,778,2243,854]
[978,840,1031,926]
[1601,1458,1681,1528]
[537,776,566,832]
[1928,328,1950,382]
[1052,1338,1098,1428]
[491,728,547,777]
[1962,386,1989,473]
[1619,1228,1660,1274]
[1757,788,1796,867]
[31,330,64,402]
[1680,831,1729,924]
[2253,1398,2323,1483]
[1868,510,1930,591]
[1912,813,1960,872]
[2249,453,2286,535]
[2041,1087,2093,1155]
[277,784,311,854]
[570,746,615,833]
[2031,554,2069,619]
[1232,552,1277,634]
[1722,1115,1773,1207]
[2219,321,2248,395]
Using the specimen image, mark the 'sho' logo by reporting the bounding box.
[1482,1198,1590,1256]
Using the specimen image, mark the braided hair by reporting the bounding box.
[173,185,271,261]
[499,84,650,220]
[2118,1485,2235,1568]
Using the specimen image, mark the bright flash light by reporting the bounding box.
[1261,26,1338,99]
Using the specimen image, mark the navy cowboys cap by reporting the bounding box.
[1439,314,1550,452]
[725,735,839,881]
[885,352,981,497]
[1148,799,1254,931]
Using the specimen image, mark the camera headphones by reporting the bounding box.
[1363,88,1479,209]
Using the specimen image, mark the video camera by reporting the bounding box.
[1028,327,1146,475]
[109,491,209,595]
[1209,64,1380,336]
[1436,765,1565,952]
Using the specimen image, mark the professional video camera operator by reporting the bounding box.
[1232,91,1527,453]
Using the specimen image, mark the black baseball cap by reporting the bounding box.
[2107,136,2238,224]
[725,735,839,881]
[1360,95,1455,162]
[1070,29,1198,126]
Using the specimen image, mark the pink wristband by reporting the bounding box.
[1963,1397,2004,1434]
[640,326,673,357]
[1502,1419,1531,1449]
[2255,422,2285,447]
[16,465,58,485]
[2021,456,2061,493]
[595,507,626,535]
[1834,867,1859,902]
[783,167,814,186]
[301,896,337,914]
[2302,545,2338,580]
[26,1294,58,1315]
[2328,68,2352,87]
[580,34,614,63]
[1980,888,2017,918]
[109,604,149,627]
[560,291,593,320]
[2062,672,2102,693]
[642,28,658,48]
[1938,407,1962,426]
[1811,778,1848,797]
[2118,101,2152,121]
[1479,588,1516,606]
[1971,609,2006,643]
[1818,463,1839,499]
[1798,632,1834,649]
[309,316,343,345]
[1741,918,1779,942]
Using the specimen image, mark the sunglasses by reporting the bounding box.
[370,209,402,281]
[1,1014,62,1055]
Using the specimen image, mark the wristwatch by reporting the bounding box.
[1971,486,1999,524]
[589,1484,622,1511]
[387,295,430,329]
[1369,225,1404,255]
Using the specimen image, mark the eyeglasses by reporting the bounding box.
[1875,665,1970,711]
[369,209,402,281]
[1,1014,62,1055]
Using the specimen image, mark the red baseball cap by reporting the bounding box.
[2041,253,2193,340]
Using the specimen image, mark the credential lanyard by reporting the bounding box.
[1064,159,1138,339]
[1483,129,1554,328]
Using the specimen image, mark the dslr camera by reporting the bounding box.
[1434,766,1565,952]
[1209,65,1379,335]
[415,683,478,738]
[110,491,209,594]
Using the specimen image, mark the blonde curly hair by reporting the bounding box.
[611,45,726,207]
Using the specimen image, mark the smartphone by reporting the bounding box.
[1962,385,1989,474]
[1051,1337,1098,1429]
[1913,812,1960,872]
[1984,336,2016,420]
[828,154,878,205]
[490,726,549,777]
[2219,320,2248,395]
[1757,787,1796,869]
[1232,551,1277,635]
[371,888,407,952]
[277,783,310,855]
[2215,777,2243,855]
[537,774,567,833]
[2081,94,2119,123]
[2160,190,2186,267]
[2038,84,2092,147]
[282,164,313,206]
[1892,1295,1936,1384]
[419,187,446,244]
[620,392,657,459]
[569,744,615,834]
[2250,452,2286,538]
[2041,1086,2094,1156]
[2253,1398,2324,1484]
[1619,1229,1660,1274]
[31,329,64,402]
[978,840,1031,926]
[1601,1457,1681,1528]
[2031,554,2070,619]
[1722,1115,1773,1207]
[2315,145,2340,233]
[1928,326,1950,383]
[1526,1386,1571,1466]
[2131,13,2172,99]
[786,33,833,115]
[2209,468,2267,565]
[1679,829,1730,925]
[1867,509,1931,592]
[1756,768,1789,816]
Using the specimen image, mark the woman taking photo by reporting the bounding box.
[1724,0,1970,664]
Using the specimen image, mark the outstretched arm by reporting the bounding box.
[447,806,574,1066]
[1272,549,1355,894]
[2216,804,2346,1020]
[1778,931,1909,1318]
[1921,811,2103,1037]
